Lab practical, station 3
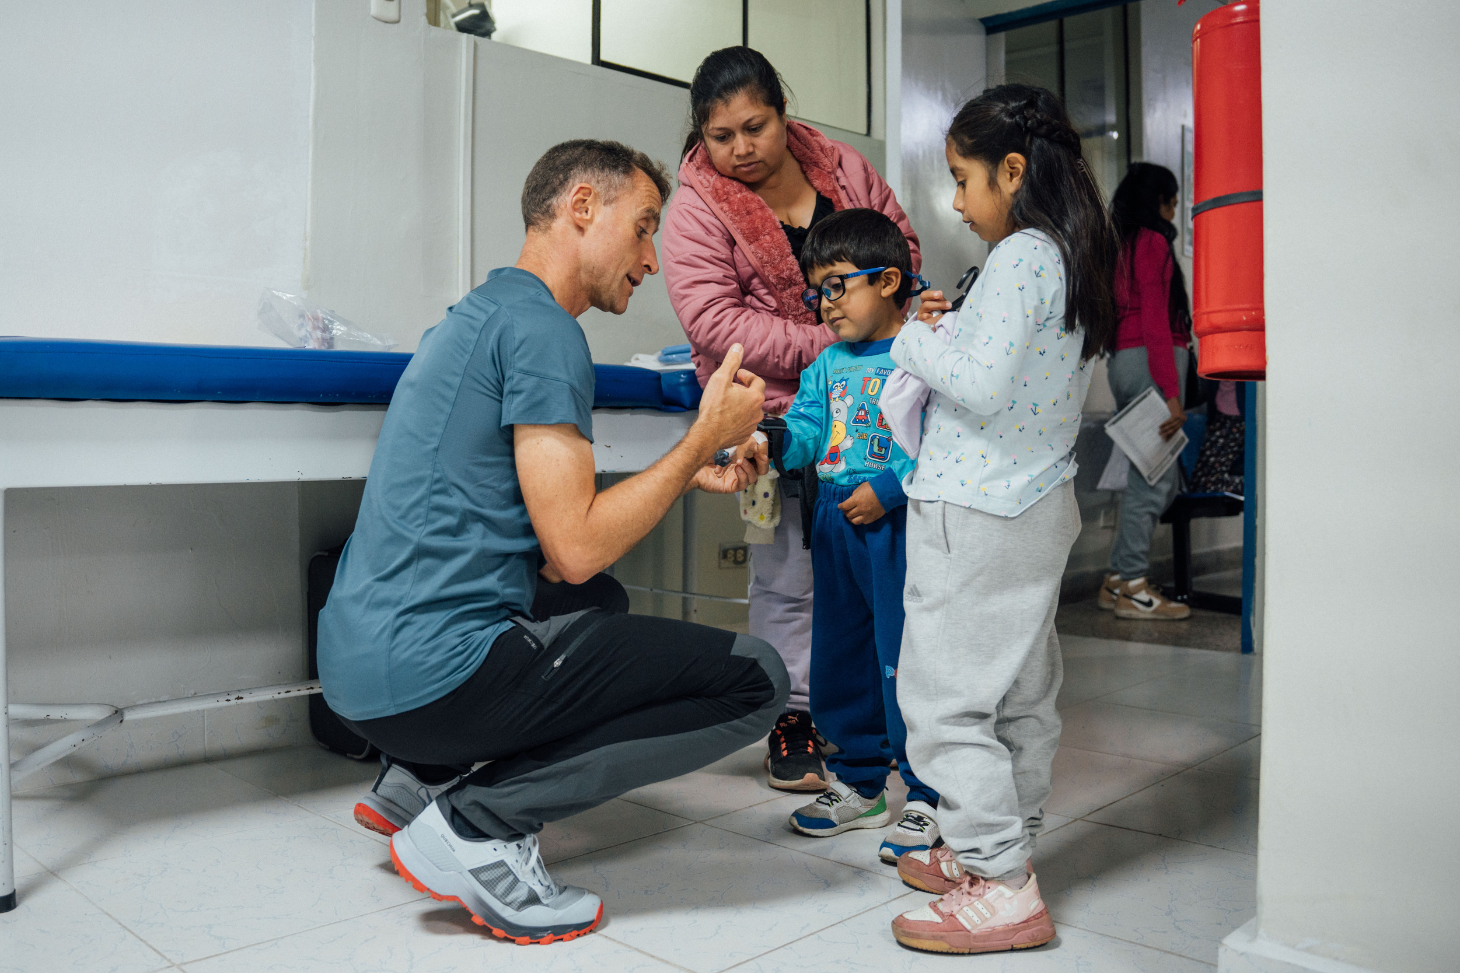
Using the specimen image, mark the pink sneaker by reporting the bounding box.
[897,845,965,894]
[897,846,1032,895]
[891,873,1055,954]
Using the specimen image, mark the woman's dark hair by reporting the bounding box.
[682,47,788,159]
[946,84,1118,360]
[1110,162,1191,336]
[800,208,917,307]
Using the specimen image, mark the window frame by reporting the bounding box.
[589,0,874,136]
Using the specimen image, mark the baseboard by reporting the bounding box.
[1220,920,1381,973]
[1060,544,1243,603]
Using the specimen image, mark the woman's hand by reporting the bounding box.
[915,290,953,325]
[1160,396,1187,440]
[838,482,886,525]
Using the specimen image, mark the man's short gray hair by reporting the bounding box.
[520,139,672,232]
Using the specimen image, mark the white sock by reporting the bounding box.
[997,865,1029,889]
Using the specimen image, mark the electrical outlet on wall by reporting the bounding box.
[719,544,749,570]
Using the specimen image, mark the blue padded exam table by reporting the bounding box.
[0,338,703,913]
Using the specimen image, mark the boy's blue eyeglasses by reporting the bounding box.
[801,268,932,313]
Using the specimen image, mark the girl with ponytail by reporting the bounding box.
[883,84,1116,955]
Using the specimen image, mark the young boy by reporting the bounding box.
[774,208,940,864]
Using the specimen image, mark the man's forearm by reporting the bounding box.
[536,424,719,583]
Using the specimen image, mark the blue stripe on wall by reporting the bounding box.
[981,0,1128,34]
[1241,381,1258,654]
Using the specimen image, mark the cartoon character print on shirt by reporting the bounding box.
[851,401,872,427]
[819,386,856,476]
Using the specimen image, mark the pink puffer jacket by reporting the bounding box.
[662,121,920,413]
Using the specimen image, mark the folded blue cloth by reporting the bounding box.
[658,342,692,363]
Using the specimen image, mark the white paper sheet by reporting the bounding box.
[1104,386,1188,486]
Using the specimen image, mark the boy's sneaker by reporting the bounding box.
[1097,571,1122,610]
[891,873,1055,954]
[390,801,602,945]
[789,779,891,836]
[877,801,939,863]
[354,756,462,836]
[1114,577,1191,620]
[765,710,826,792]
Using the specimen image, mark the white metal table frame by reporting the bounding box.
[0,398,699,913]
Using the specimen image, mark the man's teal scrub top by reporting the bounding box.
[318,268,594,721]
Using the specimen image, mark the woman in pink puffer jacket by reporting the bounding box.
[662,47,919,794]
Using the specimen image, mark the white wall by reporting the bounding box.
[1243,3,1460,971]
[0,1,313,346]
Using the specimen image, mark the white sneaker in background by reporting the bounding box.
[1114,577,1191,620]
[878,801,939,863]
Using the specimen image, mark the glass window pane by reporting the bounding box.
[748,0,869,135]
[1004,20,1059,94]
[1062,7,1127,197]
[600,0,742,85]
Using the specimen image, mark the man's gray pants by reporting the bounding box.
[898,483,1081,878]
[749,481,813,712]
[1108,345,1189,580]
[348,609,789,842]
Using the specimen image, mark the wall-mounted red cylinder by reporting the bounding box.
[1192,0,1265,380]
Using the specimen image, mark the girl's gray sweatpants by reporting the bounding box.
[898,482,1081,878]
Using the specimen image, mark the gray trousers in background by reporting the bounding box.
[1107,345,1189,580]
[749,481,813,712]
[898,483,1082,878]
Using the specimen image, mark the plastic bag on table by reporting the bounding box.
[257,289,398,352]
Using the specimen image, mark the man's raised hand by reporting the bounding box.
[696,344,765,450]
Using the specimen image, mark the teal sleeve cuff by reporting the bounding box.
[869,469,907,511]
[780,423,815,472]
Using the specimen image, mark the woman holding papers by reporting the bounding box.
[1098,163,1193,620]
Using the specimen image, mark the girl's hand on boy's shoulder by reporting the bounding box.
[914,290,952,325]
[839,482,886,525]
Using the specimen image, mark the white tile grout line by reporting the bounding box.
[10,858,176,970]
[711,889,925,973]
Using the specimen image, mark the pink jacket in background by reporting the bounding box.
[662,121,920,413]
[1114,228,1189,401]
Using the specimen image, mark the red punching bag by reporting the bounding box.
[1192,0,1265,380]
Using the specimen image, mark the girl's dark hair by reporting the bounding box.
[946,84,1118,360]
[800,208,917,307]
[1110,162,1191,336]
[682,47,788,159]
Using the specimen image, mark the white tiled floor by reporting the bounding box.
[1,635,1259,972]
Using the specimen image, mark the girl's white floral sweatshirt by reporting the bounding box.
[889,228,1092,517]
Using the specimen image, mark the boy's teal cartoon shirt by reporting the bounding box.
[781,337,913,512]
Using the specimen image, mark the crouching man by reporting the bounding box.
[318,140,786,944]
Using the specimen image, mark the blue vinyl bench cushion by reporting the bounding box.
[0,338,700,410]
